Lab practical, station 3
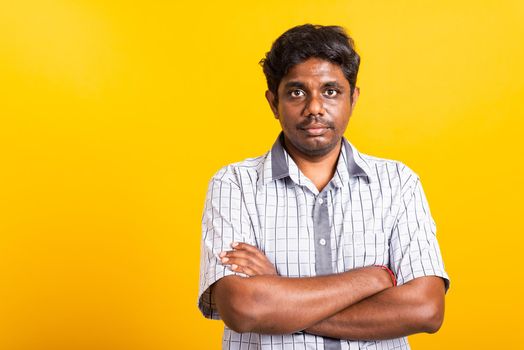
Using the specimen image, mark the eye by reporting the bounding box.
[324,89,339,97]
[290,89,305,98]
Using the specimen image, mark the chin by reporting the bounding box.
[298,138,339,157]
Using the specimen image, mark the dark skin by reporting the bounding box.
[212,58,446,339]
[213,256,394,334]
[266,57,359,191]
[219,243,445,339]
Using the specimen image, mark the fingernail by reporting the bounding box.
[221,257,229,263]
[232,264,238,270]
[232,242,239,247]
[219,251,227,257]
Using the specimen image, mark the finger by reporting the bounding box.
[221,255,276,276]
[221,254,269,275]
[220,249,256,259]
[229,263,259,277]
[220,247,278,276]
[230,243,269,260]
[226,264,249,278]
[231,242,267,255]
[221,250,268,271]
[221,256,259,272]
[222,249,260,261]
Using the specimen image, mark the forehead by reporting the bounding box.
[282,57,348,85]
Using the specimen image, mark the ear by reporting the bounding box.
[265,90,279,119]
[349,86,360,114]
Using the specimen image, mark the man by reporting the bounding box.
[198,24,449,350]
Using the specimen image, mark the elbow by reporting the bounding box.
[418,299,445,334]
[220,298,259,333]
[223,293,293,335]
[214,276,293,334]
[214,278,264,333]
[223,313,255,334]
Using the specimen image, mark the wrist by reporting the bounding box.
[357,266,393,289]
[373,265,397,287]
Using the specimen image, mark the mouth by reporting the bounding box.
[300,124,332,136]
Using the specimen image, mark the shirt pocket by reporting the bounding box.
[341,226,389,270]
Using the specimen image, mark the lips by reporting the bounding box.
[300,124,331,136]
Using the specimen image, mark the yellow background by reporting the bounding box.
[1,0,523,349]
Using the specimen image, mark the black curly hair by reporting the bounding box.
[260,24,360,105]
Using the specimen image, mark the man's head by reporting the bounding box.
[260,24,360,107]
[260,24,361,158]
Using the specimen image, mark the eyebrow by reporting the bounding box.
[324,82,344,89]
[283,81,345,90]
[283,81,307,90]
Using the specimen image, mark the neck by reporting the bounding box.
[283,138,342,192]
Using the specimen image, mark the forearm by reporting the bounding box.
[213,266,392,334]
[305,276,446,340]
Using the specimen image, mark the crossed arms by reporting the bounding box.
[211,242,446,341]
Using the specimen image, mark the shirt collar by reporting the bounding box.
[260,132,372,188]
[341,137,372,182]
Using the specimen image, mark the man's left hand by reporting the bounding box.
[219,242,277,276]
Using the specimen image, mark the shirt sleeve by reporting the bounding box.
[198,174,257,320]
[389,176,450,291]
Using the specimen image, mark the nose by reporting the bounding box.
[304,93,325,117]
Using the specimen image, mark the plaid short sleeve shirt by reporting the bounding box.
[198,133,449,350]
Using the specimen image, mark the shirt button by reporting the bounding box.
[319,238,327,246]
[318,198,324,204]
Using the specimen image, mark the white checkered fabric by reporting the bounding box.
[198,133,449,349]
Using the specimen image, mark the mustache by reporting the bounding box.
[297,116,334,129]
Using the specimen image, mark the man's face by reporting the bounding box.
[266,57,359,158]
